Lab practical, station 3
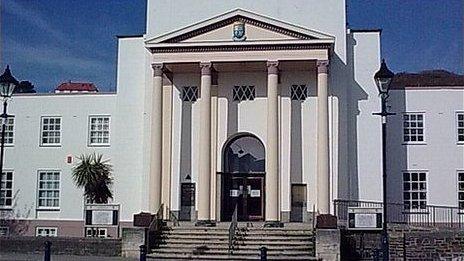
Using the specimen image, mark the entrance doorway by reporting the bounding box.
[220,134,265,221]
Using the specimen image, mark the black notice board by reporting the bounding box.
[181,183,195,207]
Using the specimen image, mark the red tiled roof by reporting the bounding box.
[391,70,464,89]
[55,82,98,92]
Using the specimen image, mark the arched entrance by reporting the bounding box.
[220,134,265,221]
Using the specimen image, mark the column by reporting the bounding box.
[316,60,330,214]
[149,63,163,213]
[161,71,173,219]
[265,61,281,226]
[197,62,213,225]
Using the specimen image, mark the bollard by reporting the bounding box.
[259,246,267,261]
[44,241,51,261]
[139,244,147,261]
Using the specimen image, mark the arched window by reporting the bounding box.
[223,135,265,173]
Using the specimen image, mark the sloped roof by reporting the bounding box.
[391,70,464,89]
[56,82,98,92]
[145,8,335,44]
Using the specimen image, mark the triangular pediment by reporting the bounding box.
[145,9,334,44]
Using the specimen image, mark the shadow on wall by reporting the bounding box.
[386,88,407,206]
[333,34,368,202]
[178,88,195,221]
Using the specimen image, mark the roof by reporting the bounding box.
[145,8,335,44]
[391,70,464,89]
[55,82,98,92]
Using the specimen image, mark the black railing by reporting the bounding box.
[334,199,463,228]
[147,204,164,249]
[228,204,238,254]
[169,210,180,227]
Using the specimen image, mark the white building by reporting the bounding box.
[0,0,462,237]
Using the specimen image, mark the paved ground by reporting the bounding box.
[0,253,137,261]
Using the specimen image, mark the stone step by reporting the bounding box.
[152,248,313,256]
[159,239,312,246]
[148,252,317,260]
[156,243,312,251]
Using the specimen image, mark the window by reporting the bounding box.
[233,85,255,101]
[3,117,14,145]
[0,171,13,208]
[181,86,199,102]
[86,227,107,238]
[457,113,464,143]
[89,116,110,146]
[458,172,464,209]
[403,171,427,210]
[403,113,425,143]
[36,227,57,237]
[291,85,308,101]
[37,171,60,209]
[40,117,61,146]
[0,227,9,236]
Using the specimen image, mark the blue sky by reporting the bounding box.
[1,0,462,92]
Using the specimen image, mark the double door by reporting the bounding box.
[222,175,264,221]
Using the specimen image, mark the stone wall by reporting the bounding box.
[0,236,121,256]
[389,225,464,260]
[341,225,464,260]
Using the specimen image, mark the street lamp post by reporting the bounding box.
[0,66,18,179]
[373,59,395,261]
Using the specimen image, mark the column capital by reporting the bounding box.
[200,62,212,76]
[317,60,329,74]
[267,61,279,75]
[152,63,164,77]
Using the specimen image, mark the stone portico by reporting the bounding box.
[145,9,335,224]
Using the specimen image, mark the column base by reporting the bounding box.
[264,221,284,228]
[195,220,216,227]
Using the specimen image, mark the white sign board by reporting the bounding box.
[92,210,113,225]
[354,213,378,228]
[348,207,382,230]
[250,190,261,197]
[230,190,239,197]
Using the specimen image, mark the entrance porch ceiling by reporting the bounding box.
[164,60,317,73]
[154,48,328,67]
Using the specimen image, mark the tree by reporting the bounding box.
[14,81,36,93]
[72,153,113,204]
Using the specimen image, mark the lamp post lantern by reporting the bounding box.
[0,65,18,182]
[373,59,395,261]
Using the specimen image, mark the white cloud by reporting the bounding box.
[4,0,67,43]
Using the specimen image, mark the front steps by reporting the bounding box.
[148,222,316,260]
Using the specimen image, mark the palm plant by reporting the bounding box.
[72,153,113,204]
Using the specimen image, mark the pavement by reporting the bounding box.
[0,253,138,261]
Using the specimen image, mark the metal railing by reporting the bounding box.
[228,204,238,254]
[147,204,164,249]
[169,210,180,227]
[334,199,464,228]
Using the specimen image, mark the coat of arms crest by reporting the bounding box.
[233,22,246,41]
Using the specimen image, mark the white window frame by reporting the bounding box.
[36,227,58,237]
[233,85,255,101]
[457,111,464,145]
[3,116,14,146]
[402,170,428,211]
[88,115,111,146]
[402,112,426,145]
[40,116,62,147]
[181,86,199,102]
[290,84,308,101]
[0,170,13,209]
[458,170,464,210]
[0,226,9,236]
[37,170,61,210]
[85,227,107,238]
